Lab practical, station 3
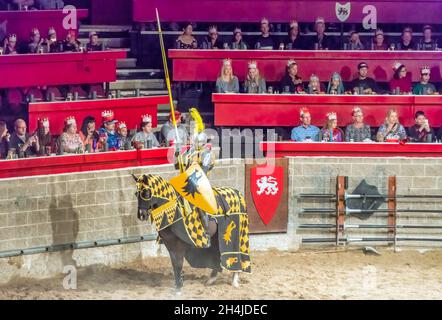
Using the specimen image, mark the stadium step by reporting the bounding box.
[109,79,166,90]
[117,58,138,69]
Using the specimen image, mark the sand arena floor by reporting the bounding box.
[1,248,442,300]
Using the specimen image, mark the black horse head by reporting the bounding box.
[132,173,177,221]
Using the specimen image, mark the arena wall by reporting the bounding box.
[1,157,442,283]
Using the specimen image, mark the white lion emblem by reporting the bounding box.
[256,176,279,196]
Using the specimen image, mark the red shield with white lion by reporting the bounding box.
[251,166,284,225]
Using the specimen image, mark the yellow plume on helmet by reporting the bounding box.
[189,107,204,134]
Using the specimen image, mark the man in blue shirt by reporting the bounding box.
[291,107,320,142]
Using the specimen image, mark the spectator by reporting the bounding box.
[86,32,103,51]
[3,34,18,55]
[79,116,99,153]
[408,111,434,143]
[35,118,55,156]
[254,18,276,50]
[0,120,10,159]
[310,17,335,50]
[319,112,344,142]
[98,110,119,151]
[215,58,239,93]
[285,20,304,50]
[327,72,345,94]
[345,107,372,142]
[390,61,412,94]
[116,121,132,150]
[398,27,415,51]
[176,22,198,49]
[59,116,83,154]
[10,0,35,9]
[200,25,223,49]
[28,28,44,54]
[35,0,64,9]
[372,29,388,50]
[412,66,437,95]
[347,30,364,50]
[63,29,81,52]
[376,109,407,142]
[132,115,159,149]
[244,60,266,94]
[230,28,248,50]
[161,111,188,147]
[349,62,380,94]
[307,74,325,94]
[280,60,304,94]
[291,107,320,142]
[419,25,438,51]
[9,119,39,158]
[45,27,63,53]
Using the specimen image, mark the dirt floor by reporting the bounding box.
[1,248,442,300]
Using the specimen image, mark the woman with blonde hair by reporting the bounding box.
[319,112,344,142]
[244,60,266,94]
[215,58,240,93]
[376,109,407,142]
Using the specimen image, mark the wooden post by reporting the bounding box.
[388,176,397,243]
[336,176,346,245]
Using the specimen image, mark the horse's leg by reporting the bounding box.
[162,231,186,294]
[206,269,219,286]
[232,272,240,288]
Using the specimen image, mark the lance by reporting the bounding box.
[155,8,184,172]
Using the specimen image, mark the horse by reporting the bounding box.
[132,173,248,294]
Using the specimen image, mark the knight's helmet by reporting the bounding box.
[189,107,207,150]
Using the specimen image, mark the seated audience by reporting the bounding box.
[390,61,412,94]
[291,107,320,142]
[347,30,364,50]
[376,109,407,142]
[35,118,55,156]
[98,110,119,151]
[9,119,39,158]
[372,29,388,50]
[161,111,188,147]
[319,112,344,142]
[176,22,198,49]
[230,28,248,49]
[35,0,64,9]
[0,120,10,159]
[412,66,437,95]
[398,27,415,50]
[307,74,325,94]
[280,60,304,94]
[63,29,81,52]
[419,25,438,50]
[200,25,223,49]
[28,28,44,54]
[117,121,132,150]
[79,116,100,153]
[345,107,372,142]
[86,32,103,51]
[285,20,304,50]
[132,115,159,149]
[255,18,276,50]
[46,27,64,53]
[309,17,335,50]
[3,34,18,55]
[327,72,345,94]
[10,0,35,9]
[408,111,434,143]
[244,60,266,94]
[59,116,83,154]
[349,62,380,94]
[215,59,239,93]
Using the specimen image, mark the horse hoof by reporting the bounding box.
[232,281,240,288]
[206,277,218,286]
[175,289,182,296]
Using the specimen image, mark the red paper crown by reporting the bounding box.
[101,110,115,122]
[38,118,50,128]
[299,107,310,117]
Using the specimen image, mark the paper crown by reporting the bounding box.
[233,27,242,34]
[101,110,115,122]
[352,107,362,115]
[39,118,50,128]
[423,25,432,31]
[64,116,76,126]
[31,28,40,36]
[315,16,325,25]
[8,34,17,42]
[289,20,299,29]
[169,110,181,120]
[48,27,56,36]
[260,17,269,25]
[117,121,127,129]
[327,112,337,121]
[403,27,413,34]
[310,74,319,81]
[141,114,152,123]
[421,66,431,74]
[375,29,384,36]
[299,107,310,117]
[223,58,232,67]
[392,61,404,72]
[248,60,257,69]
[89,31,98,37]
[287,59,297,67]
[209,25,218,33]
